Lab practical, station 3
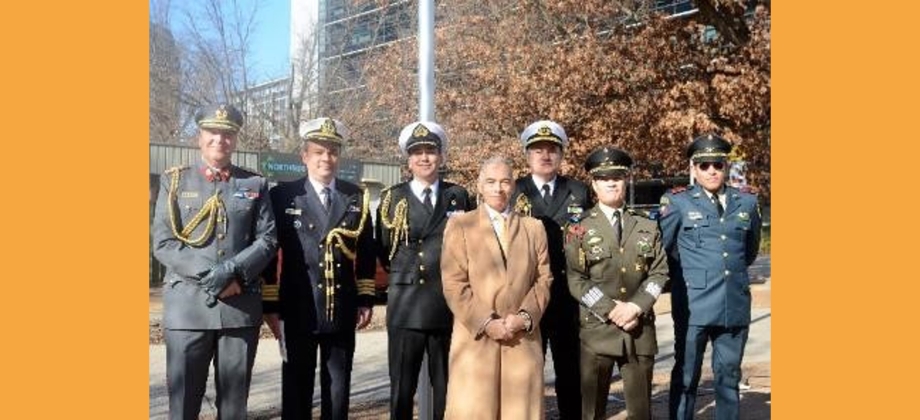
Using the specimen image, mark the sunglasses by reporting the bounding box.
[697,162,725,171]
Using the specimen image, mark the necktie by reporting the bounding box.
[321,187,331,212]
[611,210,622,245]
[422,187,434,212]
[711,193,724,216]
[541,184,551,206]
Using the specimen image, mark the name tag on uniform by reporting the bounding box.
[180,191,199,198]
[446,210,465,217]
[285,207,302,216]
[688,211,703,220]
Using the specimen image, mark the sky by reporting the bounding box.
[162,0,292,85]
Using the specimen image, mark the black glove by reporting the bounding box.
[199,260,238,307]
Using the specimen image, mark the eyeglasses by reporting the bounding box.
[697,162,725,171]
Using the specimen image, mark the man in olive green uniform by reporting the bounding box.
[152,103,278,420]
[564,147,669,420]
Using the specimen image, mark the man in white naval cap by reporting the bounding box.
[375,121,475,420]
[262,117,377,420]
[512,120,590,419]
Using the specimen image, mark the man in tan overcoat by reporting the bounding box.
[441,156,553,420]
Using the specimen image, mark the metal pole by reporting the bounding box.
[417,1,436,420]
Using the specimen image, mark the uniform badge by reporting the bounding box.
[635,262,645,272]
[644,282,662,298]
[590,245,603,255]
[233,188,259,200]
[446,210,465,217]
[567,205,584,214]
[636,237,652,254]
[587,236,603,245]
[293,220,303,229]
[738,212,750,221]
[180,191,199,198]
[347,204,361,212]
[688,211,703,220]
[285,207,302,216]
[451,199,457,206]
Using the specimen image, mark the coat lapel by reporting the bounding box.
[293,179,325,233]
[621,210,638,248]
[724,186,742,217]
[421,181,449,237]
[546,176,571,216]
[327,182,349,231]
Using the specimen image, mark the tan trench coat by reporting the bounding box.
[440,206,553,419]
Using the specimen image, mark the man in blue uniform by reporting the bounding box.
[659,134,762,420]
[152,103,278,420]
[376,121,475,420]
[262,117,377,420]
[512,120,589,419]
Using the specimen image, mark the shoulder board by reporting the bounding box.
[669,185,690,195]
[164,165,190,175]
[235,166,264,177]
[737,185,759,195]
[626,208,651,218]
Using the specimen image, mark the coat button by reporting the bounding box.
[419,279,426,284]
[418,251,424,257]
[619,247,624,253]
[419,265,426,272]
[342,222,347,226]
[217,250,225,256]
[317,284,323,289]
[720,218,724,223]
[621,267,626,273]
[723,252,729,258]
[620,287,627,294]
[336,284,341,289]
[336,263,341,268]
[217,233,225,240]
[318,244,324,249]
[721,235,727,240]
[319,263,323,268]
[724,270,731,276]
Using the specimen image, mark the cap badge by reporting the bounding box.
[536,125,552,137]
[413,123,430,138]
[321,118,337,136]
[215,107,228,120]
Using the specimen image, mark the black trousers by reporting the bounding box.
[580,344,654,420]
[387,327,451,420]
[542,305,583,419]
[165,327,260,420]
[282,324,356,420]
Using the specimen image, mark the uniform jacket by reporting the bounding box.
[658,185,762,327]
[564,206,669,357]
[263,176,376,334]
[514,175,590,325]
[153,162,278,330]
[375,180,475,329]
[440,206,552,419]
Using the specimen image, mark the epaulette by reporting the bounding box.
[236,166,264,177]
[669,185,690,195]
[164,165,190,175]
[738,185,759,195]
[627,208,651,218]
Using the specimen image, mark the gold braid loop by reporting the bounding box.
[513,194,532,217]
[322,187,371,320]
[377,188,409,260]
[167,168,225,247]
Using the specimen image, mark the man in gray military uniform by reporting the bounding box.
[376,121,475,420]
[659,134,762,420]
[152,103,278,420]
[564,146,669,420]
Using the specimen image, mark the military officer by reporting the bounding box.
[261,118,377,420]
[376,121,475,420]
[152,103,278,420]
[512,120,590,419]
[660,135,762,420]
[564,147,669,420]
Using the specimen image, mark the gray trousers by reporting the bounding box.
[165,327,260,420]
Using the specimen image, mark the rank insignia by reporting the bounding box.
[590,245,603,255]
[738,212,750,221]
[293,220,302,229]
[636,237,652,254]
